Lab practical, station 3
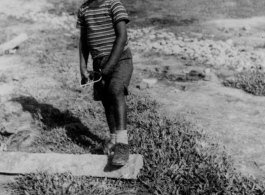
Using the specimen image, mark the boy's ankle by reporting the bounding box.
[116,130,128,144]
[110,133,116,144]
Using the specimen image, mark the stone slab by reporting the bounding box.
[0,152,143,179]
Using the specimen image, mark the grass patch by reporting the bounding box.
[11,173,138,195]
[9,93,265,195]
[223,71,265,96]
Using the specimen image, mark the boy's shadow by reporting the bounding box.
[11,96,105,153]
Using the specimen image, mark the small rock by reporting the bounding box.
[207,72,220,83]
[173,89,181,93]
[226,39,233,45]
[204,68,211,74]
[138,81,147,90]
[0,142,7,152]
[12,74,20,81]
[171,45,182,53]
[8,49,17,54]
[242,25,251,31]
[142,78,158,88]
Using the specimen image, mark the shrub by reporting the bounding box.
[223,71,265,96]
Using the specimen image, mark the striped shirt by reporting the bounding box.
[76,0,130,59]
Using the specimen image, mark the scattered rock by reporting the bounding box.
[205,72,220,83]
[138,81,147,90]
[0,142,7,152]
[204,68,211,74]
[142,78,158,88]
[218,68,235,77]
[128,28,265,72]
[185,70,205,81]
[173,88,181,93]
[242,25,251,31]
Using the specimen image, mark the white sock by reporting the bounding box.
[116,130,128,144]
[110,133,116,144]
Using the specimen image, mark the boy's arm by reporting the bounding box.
[79,27,89,78]
[101,21,127,77]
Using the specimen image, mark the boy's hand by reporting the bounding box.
[81,76,88,85]
[88,71,95,80]
[101,66,111,78]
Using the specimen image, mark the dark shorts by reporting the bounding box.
[93,48,133,101]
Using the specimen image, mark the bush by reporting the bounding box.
[223,71,265,96]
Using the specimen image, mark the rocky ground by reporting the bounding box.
[1,0,265,194]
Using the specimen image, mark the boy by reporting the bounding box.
[76,0,133,166]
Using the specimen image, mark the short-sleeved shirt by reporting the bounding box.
[76,0,130,59]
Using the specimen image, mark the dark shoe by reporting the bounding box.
[103,140,115,156]
[112,143,129,166]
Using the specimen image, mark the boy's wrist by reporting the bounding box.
[81,70,89,78]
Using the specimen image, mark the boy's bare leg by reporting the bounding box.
[113,94,129,147]
[102,94,127,136]
[102,101,116,146]
[102,101,116,134]
[112,94,127,131]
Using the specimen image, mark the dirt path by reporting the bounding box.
[133,54,265,179]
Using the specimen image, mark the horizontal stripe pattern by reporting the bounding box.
[77,0,130,59]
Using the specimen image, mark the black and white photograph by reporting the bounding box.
[0,0,265,194]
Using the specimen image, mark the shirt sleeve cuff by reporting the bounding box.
[114,18,130,25]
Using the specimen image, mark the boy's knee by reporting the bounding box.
[101,87,124,104]
[106,80,125,97]
[108,87,124,100]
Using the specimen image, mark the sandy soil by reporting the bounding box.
[1,0,265,194]
[133,54,265,179]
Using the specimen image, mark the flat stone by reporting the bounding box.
[0,152,143,179]
[142,78,158,88]
[138,81,147,90]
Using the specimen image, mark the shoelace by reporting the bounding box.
[114,143,128,155]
